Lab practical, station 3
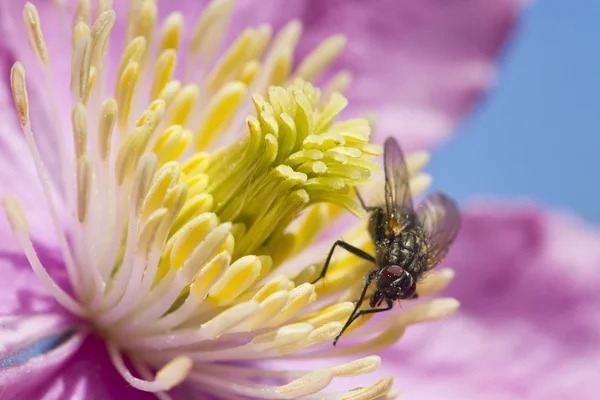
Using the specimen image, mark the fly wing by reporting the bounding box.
[383,137,413,225]
[416,191,460,269]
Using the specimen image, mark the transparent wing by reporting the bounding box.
[416,191,460,269]
[383,137,413,223]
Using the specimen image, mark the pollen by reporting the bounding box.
[2,1,459,399]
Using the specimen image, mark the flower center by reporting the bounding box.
[3,1,459,398]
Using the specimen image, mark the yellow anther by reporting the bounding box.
[140,162,180,221]
[278,322,341,353]
[71,31,91,103]
[207,256,264,306]
[72,21,90,47]
[169,213,218,269]
[10,62,30,128]
[73,0,91,27]
[188,0,235,61]
[267,283,315,326]
[301,301,355,328]
[82,66,96,105]
[195,81,247,150]
[165,85,200,127]
[158,12,183,54]
[294,35,346,82]
[149,50,176,101]
[153,125,192,164]
[240,60,259,86]
[251,323,313,350]
[316,93,348,133]
[160,184,188,235]
[154,356,193,391]
[127,0,157,68]
[158,80,181,108]
[290,204,338,254]
[76,154,92,223]
[417,268,455,297]
[275,370,334,398]
[269,49,292,86]
[136,100,166,130]
[90,10,115,69]
[236,290,289,332]
[97,0,113,15]
[23,2,49,66]
[181,152,210,176]
[343,376,394,400]
[132,153,158,216]
[331,356,381,377]
[322,70,352,106]
[116,62,140,131]
[3,196,30,234]
[115,36,146,90]
[185,174,209,198]
[200,301,259,339]
[170,193,214,234]
[206,28,255,93]
[98,97,117,160]
[189,251,230,297]
[114,123,153,185]
[71,103,88,159]
[137,208,168,258]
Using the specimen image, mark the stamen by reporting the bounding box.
[23,2,49,66]
[10,62,81,298]
[293,35,347,82]
[416,268,455,297]
[195,81,247,149]
[187,0,236,81]
[165,85,200,127]
[71,30,92,102]
[90,10,116,70]
[72,103,88,159]
[76,155,92,223]
[150,50,176,101]
[127,0,157,68]
[2,196,85,316]
[157,12,183,53]
[107,341,192,392]
[98,97,117,160]
[116,61,140,132]
[73,0,91,28]
[97,0,113,16]
[341,376,394,400]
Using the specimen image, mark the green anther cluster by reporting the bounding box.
[203,80,382,257]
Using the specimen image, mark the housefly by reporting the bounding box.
[313,137,461,345]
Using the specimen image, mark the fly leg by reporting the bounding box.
[312,240,375,284]
[333,270,377,346]
[334,297,393,346]
[355,189,375,211]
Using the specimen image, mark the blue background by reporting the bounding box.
[427,0,600,222]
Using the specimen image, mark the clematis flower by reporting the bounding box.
[0,0,521,399]
[372,203,600,400]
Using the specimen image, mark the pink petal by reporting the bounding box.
[379,204,600,399]
[0,314,85,399]
[35,335,157,400]
[293,0,524,150]
[0,242,68,315]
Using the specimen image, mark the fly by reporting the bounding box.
[313,137,461,345]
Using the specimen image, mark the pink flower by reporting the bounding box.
[0,0,521,398]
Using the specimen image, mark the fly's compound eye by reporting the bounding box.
[380,265,405,285]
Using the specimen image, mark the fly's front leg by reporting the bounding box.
[333,270,377,346]
[312,240,375,284]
